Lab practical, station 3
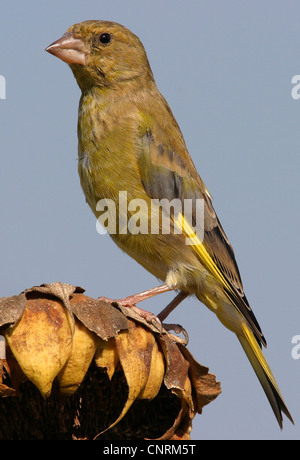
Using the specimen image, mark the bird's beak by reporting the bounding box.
[45,33,88,65]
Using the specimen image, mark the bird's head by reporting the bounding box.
[46,20,153,91]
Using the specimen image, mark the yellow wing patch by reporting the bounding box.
[175,212,233,295]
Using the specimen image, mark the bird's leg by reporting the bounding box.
[98,283,172,306]
[98,284,173,325]
[157,291,188,321]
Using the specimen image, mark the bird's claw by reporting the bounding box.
[130,305,162,332]
[98,295,162,332]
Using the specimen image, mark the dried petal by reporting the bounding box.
[0,383,16,397]
[57,318,97,395]
[104,320,154,430]
[178,344,221,411]
[94,337,119,380]
[139,338,165,400]
[0,294,27,328]
[152,401,190,440]
[4,296,73,398]
[158,334,190,393]
[69,294,128,340]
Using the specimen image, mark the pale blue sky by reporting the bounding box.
[1,0,299,440]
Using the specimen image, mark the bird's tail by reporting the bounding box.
[237,322,294,428]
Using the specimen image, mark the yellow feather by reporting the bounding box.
[238,323,293,428]
[176,212,232,293]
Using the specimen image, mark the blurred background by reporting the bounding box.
[0,0,299,440]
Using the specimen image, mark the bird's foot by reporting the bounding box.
[130,305,163,330]
[98,284,172,330]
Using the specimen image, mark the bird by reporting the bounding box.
[46,20,293,428]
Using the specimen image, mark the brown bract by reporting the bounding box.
[0,282,221,440]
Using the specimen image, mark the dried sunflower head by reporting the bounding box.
[0,283,221,440]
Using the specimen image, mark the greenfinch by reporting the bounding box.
[46,20,293,427]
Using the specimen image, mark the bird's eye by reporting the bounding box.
[99,33,111,44]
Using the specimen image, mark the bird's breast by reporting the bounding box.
[77,92,143,208]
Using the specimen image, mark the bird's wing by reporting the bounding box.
[138,121,265,346]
